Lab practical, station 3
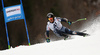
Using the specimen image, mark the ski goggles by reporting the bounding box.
[48,18,53,21]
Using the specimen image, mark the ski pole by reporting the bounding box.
[72,18,87,24]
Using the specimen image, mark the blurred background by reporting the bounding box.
[0,0,100,50]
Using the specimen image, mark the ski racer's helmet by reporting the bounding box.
[47,13,54,20]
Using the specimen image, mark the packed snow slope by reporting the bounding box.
[0,17,100,55]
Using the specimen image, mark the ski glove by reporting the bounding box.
[68,21,72,25]
[46,37,50,43]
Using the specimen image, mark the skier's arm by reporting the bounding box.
[45,31,50,43]
[61,18,68,22]
[45,24,50,43]
[45,31,49,38]
[46,24,50,38]
[61,18,72,25]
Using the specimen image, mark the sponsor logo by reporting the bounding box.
[7,15,21,21]
[6,8,20,13]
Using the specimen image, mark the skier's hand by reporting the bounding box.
[68,21,72,25]
[46,37,50,43]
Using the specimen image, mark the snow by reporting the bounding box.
[0,17,100,55]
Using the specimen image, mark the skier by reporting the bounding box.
[45,13,89,43]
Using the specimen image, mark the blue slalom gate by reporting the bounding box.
[1,0,31,49]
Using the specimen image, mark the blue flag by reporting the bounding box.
[1,0,31,49]
[3,4,24,23]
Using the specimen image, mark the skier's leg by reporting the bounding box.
[65,28,88,37]
[53,29,64,37]
[65,28,76,35]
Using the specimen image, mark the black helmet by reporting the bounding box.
[47,13,54,19]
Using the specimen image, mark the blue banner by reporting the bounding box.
[3,4,24,23]
[1,0,31,49]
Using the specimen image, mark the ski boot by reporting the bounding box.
[64,35,69,40]
[77,32,89,37]
[83,34,90,37]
